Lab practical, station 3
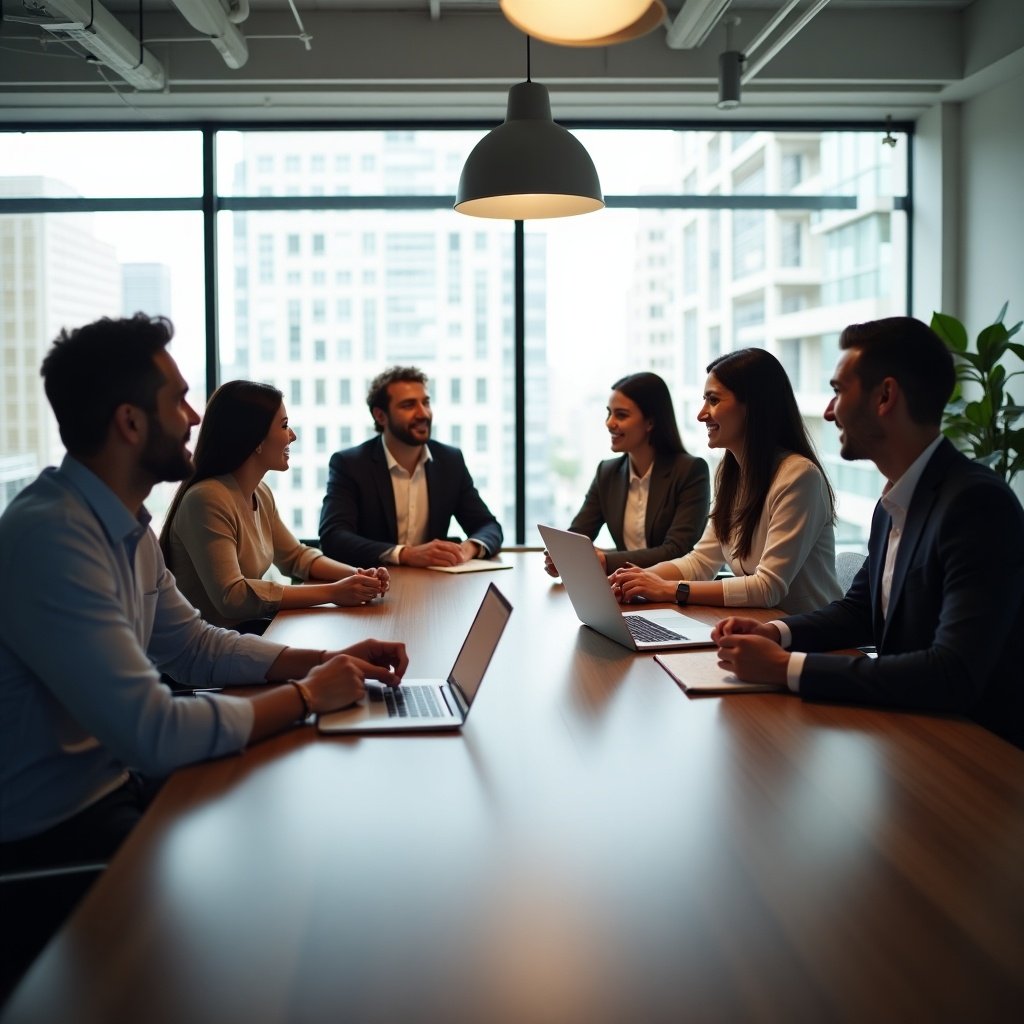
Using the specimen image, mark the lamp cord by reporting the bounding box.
[526,34,531,82]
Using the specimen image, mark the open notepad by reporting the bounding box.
[425,559,515,574]
[655,652,786,695]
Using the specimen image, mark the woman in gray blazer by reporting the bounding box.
[546,372,710,576]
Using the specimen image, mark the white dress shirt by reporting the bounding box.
[622,461,652,553]
[778,435,944,691]
[382,437,432,564]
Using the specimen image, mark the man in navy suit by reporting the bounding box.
[319,366,503,568]
[713,317,1023,748]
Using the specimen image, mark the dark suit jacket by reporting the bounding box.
[568,452,710,573]
[783,439,1024,748]
[318,437,503,567]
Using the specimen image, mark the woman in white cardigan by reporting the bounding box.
[160,381,388,631]
[610,348,841,615]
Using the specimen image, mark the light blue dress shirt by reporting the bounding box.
[0,457,285,842]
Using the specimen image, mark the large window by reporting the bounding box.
[1,126,909,546]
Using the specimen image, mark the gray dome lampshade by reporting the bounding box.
[454,80,604,220]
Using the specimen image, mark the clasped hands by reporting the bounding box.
[332,567,390,606]
[711,617,790,686]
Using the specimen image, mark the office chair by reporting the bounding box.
[835,550,867,594]
[0,861,106,1005]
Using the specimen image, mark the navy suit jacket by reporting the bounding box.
[568,452,710,573]
[783,440,1024,748]
[318,437,503,567]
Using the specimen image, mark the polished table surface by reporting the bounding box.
[4,552,1024,1022]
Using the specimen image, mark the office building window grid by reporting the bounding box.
[1,128,907,544]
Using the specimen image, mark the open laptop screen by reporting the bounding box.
[448,584,512,706]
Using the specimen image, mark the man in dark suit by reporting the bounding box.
[319,366,503,568]
[713,316,1024,748]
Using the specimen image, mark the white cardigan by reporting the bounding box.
[664,453,842,614]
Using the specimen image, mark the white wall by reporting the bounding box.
[959,68,1024,500]
[959,69,1024,334]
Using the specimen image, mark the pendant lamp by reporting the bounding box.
[455,39,604,220]
[500,1,667,47]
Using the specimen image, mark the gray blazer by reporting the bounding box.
[568,452,710,573]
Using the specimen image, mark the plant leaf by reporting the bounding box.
[996,301,1009,324]
[931,311,968,352]
[977,322,1009,370]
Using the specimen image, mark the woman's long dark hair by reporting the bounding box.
[159,380,283,566]
[707,349,834,560]
[610,371,687,456]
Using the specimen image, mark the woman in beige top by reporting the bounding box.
[610,348,841,615]
[160,381,388,631]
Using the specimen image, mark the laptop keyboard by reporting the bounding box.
[377,684,445,719]
[625,616,686,643]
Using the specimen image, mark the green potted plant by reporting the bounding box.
[931,303,1024,485]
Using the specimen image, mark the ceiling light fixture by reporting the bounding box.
[882,115,898,148]
[717,16,743,110]
[499,0,667,48]
[455,37,604,221]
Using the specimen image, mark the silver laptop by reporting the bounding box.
[538,524,716,652]
[318,583,512,734]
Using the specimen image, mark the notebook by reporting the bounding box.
[317,583,512,734]
[537,524,716,651]
[426,559,514,574]
[654,652,785,694]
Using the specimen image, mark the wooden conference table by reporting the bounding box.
[4,552,1024,1023]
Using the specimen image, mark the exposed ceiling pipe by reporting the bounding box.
[665,0,731,50]
[742,0,833,85]
[29,0,165,90]
[168,0,249,69]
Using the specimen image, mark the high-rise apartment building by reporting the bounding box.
[0,177,118,512]
[221,132,551,540]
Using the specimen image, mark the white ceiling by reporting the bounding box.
[1,0,1020,123]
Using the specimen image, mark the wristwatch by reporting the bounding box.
[675,582,691,606]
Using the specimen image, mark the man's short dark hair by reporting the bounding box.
[366,365,429,433]
[839,316,955,426]
[40,313,174,457]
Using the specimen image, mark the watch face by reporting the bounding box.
[676,583,690,605]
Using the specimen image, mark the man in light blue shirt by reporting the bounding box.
[0,314,407,866]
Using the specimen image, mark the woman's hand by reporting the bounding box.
[608,565,677,604]
[356,566,390,594]
[329,574,387,606]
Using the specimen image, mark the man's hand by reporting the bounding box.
[300,652,403,713]
[400,539,469,567]
[336,638,408,684]
[711,616,781,644]
[715,633,789,685]
[458,540,482,563]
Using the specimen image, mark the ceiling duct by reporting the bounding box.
[19,0,165,90]
[168,0,249,69]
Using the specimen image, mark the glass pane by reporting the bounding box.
[217,151,514,543]
[0,132,203,198]
[574,128,908,198]
[216,130,486,197]
[529,132,906,548]
[0,209,207,523]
